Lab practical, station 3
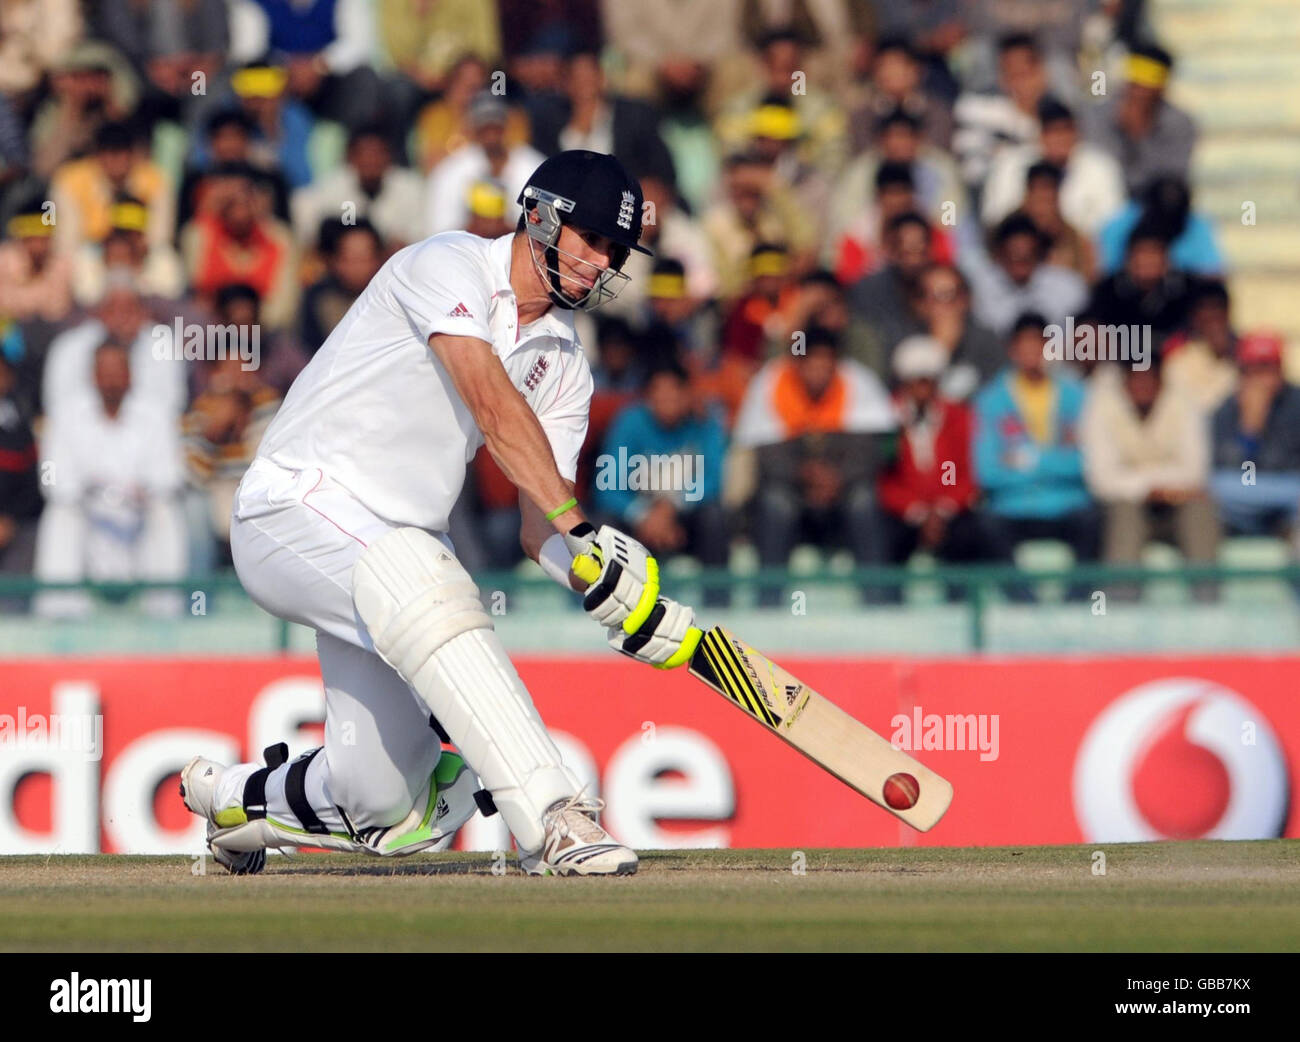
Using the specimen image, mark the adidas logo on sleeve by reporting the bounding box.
[448,302,474,318]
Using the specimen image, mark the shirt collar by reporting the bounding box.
[488,231,577,346]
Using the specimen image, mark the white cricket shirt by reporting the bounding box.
[256,231,594,531]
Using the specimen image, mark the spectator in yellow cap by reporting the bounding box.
[721,242,800,365]
[203,61,317,189]
[715,28,846,178]
[72,196,185,306]
[463,178,511,240]
[742,95,832,244]
[0,199,72,324]
[640,257,711,375]
[1082,43,1197,196]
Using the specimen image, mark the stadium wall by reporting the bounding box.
[1,655,1296,853]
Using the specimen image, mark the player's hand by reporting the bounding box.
[609,597,702,670]
[564,522,662,634]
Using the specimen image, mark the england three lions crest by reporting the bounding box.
[617,190,635,231]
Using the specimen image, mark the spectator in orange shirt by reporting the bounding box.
[180,162,298,329]
[179,109,292,229]
[731,327,897,605]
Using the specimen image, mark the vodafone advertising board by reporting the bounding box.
[1,656,1296,853]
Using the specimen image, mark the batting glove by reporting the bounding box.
[564,522,661,634]
[609,597,703,670]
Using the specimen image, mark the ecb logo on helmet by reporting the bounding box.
[617,190,635,231]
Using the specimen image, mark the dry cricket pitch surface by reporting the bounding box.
[1,841,1297,952]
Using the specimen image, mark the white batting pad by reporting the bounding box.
[352,528,579,852]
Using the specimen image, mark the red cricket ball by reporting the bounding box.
[883,772,920,810]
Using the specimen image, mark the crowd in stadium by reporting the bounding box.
[0,0,1297,616]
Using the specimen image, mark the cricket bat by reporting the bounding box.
[687,626,953,832]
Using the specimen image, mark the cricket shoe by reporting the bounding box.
[180,750,485,870]
[426,750,484,851]
[179,757,267,875]
[353,750,484,856]
[518,794,638,876]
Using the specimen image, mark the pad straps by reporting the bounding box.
[284,747,330,835]
[240,742,329,834]
[240,743,288,821]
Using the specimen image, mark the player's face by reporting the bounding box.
[553,223,616,298]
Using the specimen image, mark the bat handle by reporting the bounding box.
[571,553,601,586]
[653,625,703,670]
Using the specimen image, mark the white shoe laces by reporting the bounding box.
[546,790,609,844]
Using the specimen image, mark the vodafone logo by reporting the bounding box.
[1073,678,1289,841]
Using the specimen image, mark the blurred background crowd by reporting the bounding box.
[0,0,1296,616]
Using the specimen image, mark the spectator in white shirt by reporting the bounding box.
[982,97,1126,235]
[952,33,1049,201]
[42,277,186,421]
[425,92,544,237]
[34,342,186,617]
[291,123,425,251]
[965,213,1088,337]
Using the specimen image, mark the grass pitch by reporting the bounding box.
[1,841,1296,952]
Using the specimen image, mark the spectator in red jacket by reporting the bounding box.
[878,335,990,583]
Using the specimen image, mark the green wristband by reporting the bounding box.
[544,497,578,521]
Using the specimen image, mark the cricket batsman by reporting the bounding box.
[180,150,701,876]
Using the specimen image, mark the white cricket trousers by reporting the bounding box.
[228,458,445,831]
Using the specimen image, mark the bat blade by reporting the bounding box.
[688,626,953,832]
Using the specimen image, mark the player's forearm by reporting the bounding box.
[429,332,585,530]
[478,395,584,531]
